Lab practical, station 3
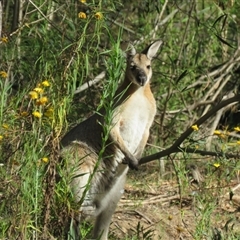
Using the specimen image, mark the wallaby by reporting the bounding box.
[61,40,162,240]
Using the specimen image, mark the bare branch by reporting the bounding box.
[139,94,240,165]
[74,71,106,94]
[206,91,236,150]
[152,0,169,40]
[186,52,240,92]
[175,147,239,159]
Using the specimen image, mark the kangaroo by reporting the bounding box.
[61,40,162,240]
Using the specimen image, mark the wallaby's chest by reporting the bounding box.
[116,92,156,150]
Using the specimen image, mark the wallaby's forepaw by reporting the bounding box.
[122,158,138,170]
[129,161,139,170]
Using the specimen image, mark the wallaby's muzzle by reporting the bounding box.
[136,71,147,86]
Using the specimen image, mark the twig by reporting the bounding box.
[112,222,127,234]
[176,147,239,159]
[163,100,216,114]
[74,71,106,94]
[186,53,240,92]
[119,194,180,207]
[152,0,169,40]
[202,74,232,116]
[176,1,194,67]
[28,0,72,42]
[106,18,136,35]
[206,91,236,150]
[134,210,153,224]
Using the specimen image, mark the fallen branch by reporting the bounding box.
[140,94,240,165]
[74,71,106,94]
[119,194,180,207]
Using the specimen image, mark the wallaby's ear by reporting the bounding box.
[127,43,137,56]
[121,41,136,57]
[142,40,163,60]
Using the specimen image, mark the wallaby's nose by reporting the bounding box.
[137,74,147,86]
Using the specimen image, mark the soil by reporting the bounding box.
[109,162,240,240]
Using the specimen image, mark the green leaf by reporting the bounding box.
[176,70,188,84]
[214,34,234,48]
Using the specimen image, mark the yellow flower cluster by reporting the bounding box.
[95,12,103,20]
[78,10,103,20]
[28,80,51,119]
[42,80,50,87]
[42,157,48,163]
[37,157,49,167]
[213,163,220,168]
[191,124,199,131]
[77,0,103,20]
[20,111,28,117]
[0,37,8,43]
[213,129,229,139]
[0,71,8,78]
[32,111,42,118]
[234,127,240,132]
[44,107,54,118]
[213,130,221,135]
[0,123,10,143]
[2,124,9,129]
[78,12,87,19]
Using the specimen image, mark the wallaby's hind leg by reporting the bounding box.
[93,165,128,240]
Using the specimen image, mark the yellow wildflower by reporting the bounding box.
[234,127,240,132]
[32,111,42,118]
[2,124,9,129]
[29,91,39,100]
[36,96,48,106]
[219,134,226,139]
[20,111,28,117]
[191,124,199,131]
[78,12,87,19]
[44,107,54,118]
[0,135,3,141]
[0,71,8,78]
[33,87,44,94]
[237,141,240,145]
[213,130,221,135]
[41,80,50,87]
[0,37,8,43]
[95,12,103,20]
[42,157,49,163]
[213,163,220,168]
[79,0,86,3]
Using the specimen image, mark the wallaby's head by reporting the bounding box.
[126,40,162,86]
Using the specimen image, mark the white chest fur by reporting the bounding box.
[114,90,155,154]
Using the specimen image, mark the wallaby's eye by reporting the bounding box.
[146,65,151,69]
[130,65,136,71]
